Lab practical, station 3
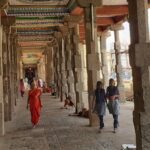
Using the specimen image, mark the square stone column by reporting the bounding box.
[128,0,150,149]
[59,38,68,101]
[77,1,102,126]
[111,25,126,102]
[100,31,111,89]
[65,31,76,103]
[0,23,4,135]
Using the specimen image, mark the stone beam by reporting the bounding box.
[102,0,127,5]
[76,0,102,7]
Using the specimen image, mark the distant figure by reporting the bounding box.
[27,82,42,128]
[92,81,106,133]
[106,78,120,133]
[19,79,25,97]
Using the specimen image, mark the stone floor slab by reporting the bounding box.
[0,94,135,150]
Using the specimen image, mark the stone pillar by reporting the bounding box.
[2,26,10,121]
[77,0,102,126]
[100,32,111,88]
[72,24,84,113]
[112,25,126,102]
[19,60,23,79]
[37,56,46,81]
[0,17,4,135]
[46,46,53,85]
[53,46,57,92]
[56,43,61,98]
[60,37,68,101]
[65,30,76,102]
[128,0,149,149]
[9,31,16,111]
[2,16,15,121]
[55,32,68,102]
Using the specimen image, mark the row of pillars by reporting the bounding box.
[45,0,150,149]
[45,17,126,120]
[0,0,149,149]
[0,14,19,135]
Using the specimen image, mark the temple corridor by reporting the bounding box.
[0,94,135,150]
[1,0,150,149]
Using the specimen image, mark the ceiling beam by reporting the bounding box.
[96,5,128,17]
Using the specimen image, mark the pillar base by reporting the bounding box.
[0,102,5,135]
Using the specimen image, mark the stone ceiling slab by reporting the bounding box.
[9,0,70,6]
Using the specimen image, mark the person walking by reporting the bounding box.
[27,82,42,128]
[92,81,106,133]
[106,78,120,133]
[19,79,25,98]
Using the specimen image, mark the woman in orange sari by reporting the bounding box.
[27,82,42,128]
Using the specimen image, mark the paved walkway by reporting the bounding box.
[0,94,135,150]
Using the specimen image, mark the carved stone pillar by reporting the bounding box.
[65,30,76,103]
[19,60,23,79]
[59,26,69,98]
[72,24,84,113]
[112,25,126,102]
[2,16,15,121]
[128,0,149,149]
[55,32,68,101]
[0,18,4,135]
[45,46,54,85]
[60,38,68,101]
[37,56,46,81]
[9,32,16,111]
[77,0,102,126]
[100,31,111,88]
[53,46,59,97]
[2,26,10,121]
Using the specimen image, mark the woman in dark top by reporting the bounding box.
[106,78,120,133]
[92,81,106,132]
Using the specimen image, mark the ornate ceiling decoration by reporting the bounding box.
[9,0,70,6]
[6,7,70,17]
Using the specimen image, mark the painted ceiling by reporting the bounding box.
[9,0,70,5]
[2,0,76,65]
[1,0,131,65]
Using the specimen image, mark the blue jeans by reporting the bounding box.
[113,115,119,129]
[99,115,104,129]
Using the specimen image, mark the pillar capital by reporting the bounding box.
[64,15,82,23]
[54,31,62,39]
[59,26,69,37]
[64,16,82,29]
[111,23,124,31]
[98,31,111,38]
[76,0,102,7]
[1,16,15,27]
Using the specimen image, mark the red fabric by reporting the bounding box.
[28,88,42,125]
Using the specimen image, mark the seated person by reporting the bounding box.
[61,94,75,109]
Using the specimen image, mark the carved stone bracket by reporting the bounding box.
[111,24,124,31]
[54,32,62,39]
[76,0,102,7]
[59,26,69,37]
[64,15,82,23]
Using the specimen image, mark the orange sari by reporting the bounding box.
[28,88,42,125]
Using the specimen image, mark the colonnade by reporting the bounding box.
[1,0,150,149]
[0,15,19,135]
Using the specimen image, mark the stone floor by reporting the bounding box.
[0,94,135,150]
